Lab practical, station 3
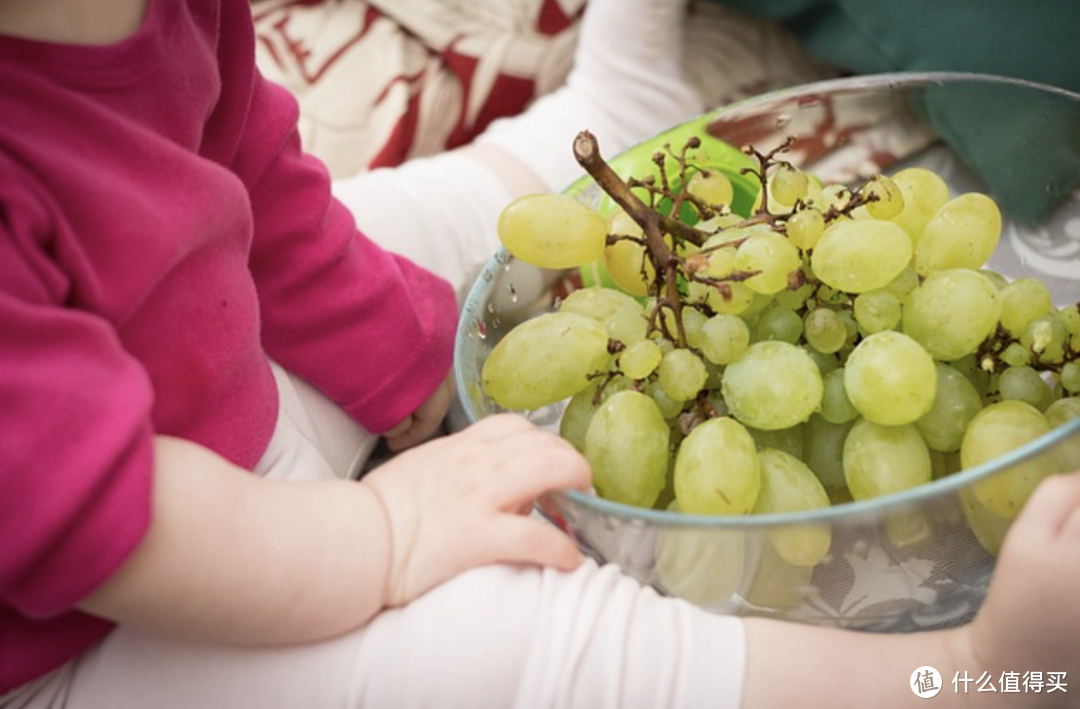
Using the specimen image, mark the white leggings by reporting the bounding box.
[3,366,747,709]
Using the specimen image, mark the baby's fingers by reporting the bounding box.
[489,514,585,571]
[1008,471,1080,544]
[491,438,592,509]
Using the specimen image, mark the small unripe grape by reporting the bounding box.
[756,306,804,344]
[658,348,708,401]
[604,210,654,297]
[706,245,738,279]
[786,207,825,250]
[853,289,902,334]
[803,307,847,354]
[863,174,905,220]
[769,165,810,207]
[698,314,750,365]
[1060,362,1080,394]
[619,339,663,380]
[687,169,735,209]
[998,366,1050,407]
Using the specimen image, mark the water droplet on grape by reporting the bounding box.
[774,113,792,128]
[475,319,487,339]
[507,283,518,303]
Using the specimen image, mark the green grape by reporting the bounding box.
[1059,304,1080,335]
[853,289,901,334]
[902,269,1001,361]
[773,281,814,310]
[888,167,950,240]
[743,541,816,611]
[655,507,745,608]
[803,413,854,490]
[998,277,1053,335]
[980,268,1009,291]
[1061,363,1080,394]
[998,365,1050,407]
[960,486,1012,557]
[1021,314,1068,363]
[820,368,859,424]
[882,266,919,299]
[914,192,1002,274]
[687,169,735,209]
[961,400,1056,519]
[837,308,859,346]
[697,212,745,235]
[706,245,738,279]
[915,362,984,452]
[786,207,825,250]
[999,342,1031,368]
[811,219,912,293]
[498,193,607,268]
[658,348,708,401]
[1044,395,1080,472]
[482,312,610,410]
[722,341,824,430]
[604,210,654,297]
[817,183,852,213]
[803,307,847,354]
[930,449,962,479]
[646,379,684,419]
[769,165,810,207]
[698,313,750,365]
[950,353,992,396]
[844,331,937,426]
[560,286,648,345]
[558,376,631,451]
[689,280,754,315]
[843,418,932,501]
[682,307,709,349]
[885,509,932,548]
[586,391,670,508]
[745,423,805,460]
[560,387,599,452]
[861,174,905,220]
[674,417,761,515]
[753,448,832,566]
[802,346,839,376]
[618,339,663,380]
[605,241,653,297]
[734,230,802,295]
[756,306,804,344]
[1045,395,1080,428]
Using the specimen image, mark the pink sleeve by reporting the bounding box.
[217,7,457,434]
[0,208,153,618]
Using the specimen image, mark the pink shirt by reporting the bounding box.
[0,0,456,692]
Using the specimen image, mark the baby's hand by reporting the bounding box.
[963,470,1080,705]
[362,414,592,607]
[383,374,455,452]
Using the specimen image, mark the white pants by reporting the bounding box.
[3,367,747,709]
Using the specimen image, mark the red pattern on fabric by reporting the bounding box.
[537,0,579,35]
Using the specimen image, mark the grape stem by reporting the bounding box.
[573,130,691,347]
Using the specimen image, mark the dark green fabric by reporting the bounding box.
[704,0,1080,222]
[706,0,1080,94]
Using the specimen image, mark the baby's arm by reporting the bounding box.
[741,470,1080,709]
[79,415,589,645]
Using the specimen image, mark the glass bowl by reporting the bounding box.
[454,72,1080,632]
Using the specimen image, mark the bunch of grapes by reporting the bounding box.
[482,130,1080,562]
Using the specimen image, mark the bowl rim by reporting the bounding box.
[455,70,1080,529]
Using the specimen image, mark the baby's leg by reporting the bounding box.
[7,561,744,709]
